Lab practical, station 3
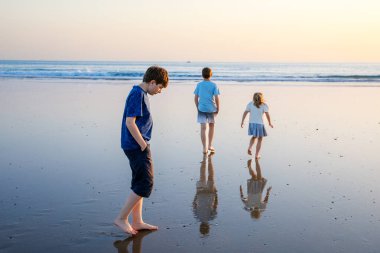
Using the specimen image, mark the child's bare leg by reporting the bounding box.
[255,158,262,179]
[208,123,215,152]
[248,137,256,155]
[255,137,263,159]
[131,230,153,252]
[201,123,207,153]
[114,191,141,235]
[131,198,158,231]
[113,236,133,252]
[200,154,207,181]
[207,154,214,181]
[247,159,257,179]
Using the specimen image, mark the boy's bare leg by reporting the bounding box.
[114,191,141,235]
[248,137,256,155]
[113,236,133,253]
[207,154,214,181]
[255,137,263,159]
[131,198,158,231]
[201,123,207,153]
[131,230,153,253]
[200,154,207,182]
[113,230,153,253]
[208,123,215,152]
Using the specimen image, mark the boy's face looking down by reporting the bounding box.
[147,81,164,95]
[143,66,169,88]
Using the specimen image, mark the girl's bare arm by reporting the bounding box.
[241,111,249,128]
[265,112,273,128]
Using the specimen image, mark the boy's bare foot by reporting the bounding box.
[255,155,261,159]
[132,222,158,231]
[248,149,252,155]
[114,218,138,235]
[208,147,215,153]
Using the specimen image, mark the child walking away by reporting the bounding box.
[115,66,169,235]
[241,92,273,159]
[194,67,220,154]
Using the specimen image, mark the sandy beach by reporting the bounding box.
[1,79,380,252]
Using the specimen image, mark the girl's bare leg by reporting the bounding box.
[255,137,263,159]
[255,158,262,179]
[247,159,257,179]
[248,136,256,155]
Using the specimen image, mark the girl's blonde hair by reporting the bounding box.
[253,92,264,108]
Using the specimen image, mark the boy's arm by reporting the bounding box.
[126,117,148,151]
[194,95,199,110]
[264,112,273,128]
[215,95,220,114]
[241,111,249,128]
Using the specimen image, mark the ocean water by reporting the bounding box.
[1,60,380,83]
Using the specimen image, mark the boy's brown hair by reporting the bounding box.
[202,67,212,79]
[143,66,169,87]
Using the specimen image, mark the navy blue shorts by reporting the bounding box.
[123,145,154,198]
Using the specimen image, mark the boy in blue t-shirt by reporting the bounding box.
[115,66,169,235]
[194,67,220,154]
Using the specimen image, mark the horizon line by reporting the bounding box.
[1,59,380,64]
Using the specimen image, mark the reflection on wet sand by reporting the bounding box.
[113,230,154,253]
[192,153,218,236]
[240,159,272,219]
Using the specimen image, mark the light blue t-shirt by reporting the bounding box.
[194,80,220,113]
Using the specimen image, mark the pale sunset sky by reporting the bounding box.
[0,0,379,62]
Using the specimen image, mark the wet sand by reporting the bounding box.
[1,79,380,252]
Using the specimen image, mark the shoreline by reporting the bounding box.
[2,78,380,88]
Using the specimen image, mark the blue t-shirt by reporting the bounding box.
[121,85,153,150]
[193,80,220,113]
